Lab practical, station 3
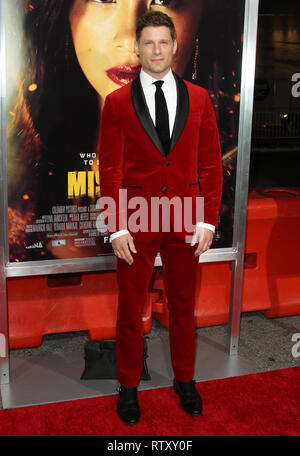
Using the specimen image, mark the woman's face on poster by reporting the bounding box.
[69,0,203,106]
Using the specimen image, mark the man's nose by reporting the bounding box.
[153,43,162,55]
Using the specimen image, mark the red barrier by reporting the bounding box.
[7,187,300,348]
[7,272,154,349]
[246,187,300,319]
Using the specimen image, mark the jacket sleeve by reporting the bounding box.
[98,95,127,237]
[198,90,223,228]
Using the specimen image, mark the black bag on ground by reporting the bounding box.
[80,337,151,381]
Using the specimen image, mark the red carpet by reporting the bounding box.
[0,367,299,436]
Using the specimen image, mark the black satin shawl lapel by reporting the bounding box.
[131,76,165,156]
[130,73,189,157]
[169,72,189,154]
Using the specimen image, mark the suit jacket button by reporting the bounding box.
[166,161,170,166]
[161,185,167,191]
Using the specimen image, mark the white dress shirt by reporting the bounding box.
[109,69,215,241]
[140,68,177,135]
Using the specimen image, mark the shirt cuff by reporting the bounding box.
[109,229,130,242]
[196,222,216,233]
[110,225,215,240]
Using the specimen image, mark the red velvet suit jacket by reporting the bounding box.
[99,72,223,242]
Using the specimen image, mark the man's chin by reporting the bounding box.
[146,64,171,77]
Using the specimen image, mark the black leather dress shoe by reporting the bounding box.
[173,379,202,416]
[117,385,140,425]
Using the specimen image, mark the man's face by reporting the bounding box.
[134,26,177,79]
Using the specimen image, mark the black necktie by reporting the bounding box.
[153,80,170,154]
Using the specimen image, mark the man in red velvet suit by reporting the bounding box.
[99,11,222,425]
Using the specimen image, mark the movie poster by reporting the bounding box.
[5,0,245,263]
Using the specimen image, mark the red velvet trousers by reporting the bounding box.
[116,230,199,388]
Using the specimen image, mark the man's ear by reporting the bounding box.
[134,41,139,56]
[173,39,178,55]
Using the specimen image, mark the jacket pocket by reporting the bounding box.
[189,179,202,196]
[121,184,143,189]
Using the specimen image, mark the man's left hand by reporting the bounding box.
[190,226,214,256]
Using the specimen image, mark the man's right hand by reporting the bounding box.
[112,233,137,265]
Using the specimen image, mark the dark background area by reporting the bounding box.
[249,0,300,189]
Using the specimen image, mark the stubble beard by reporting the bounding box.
[144,57,173,78]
